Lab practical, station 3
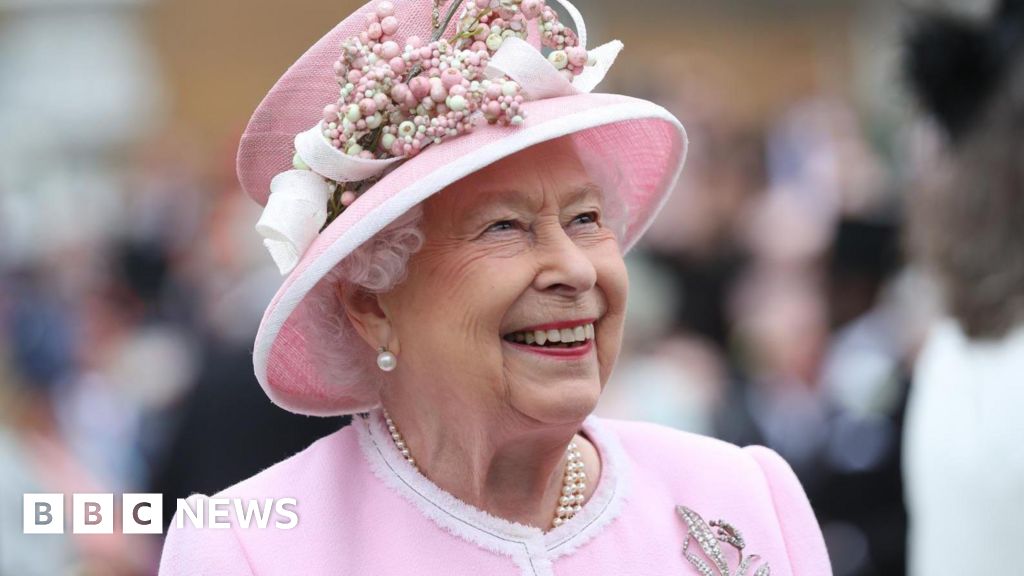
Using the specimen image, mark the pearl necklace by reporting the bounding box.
[382,409,586,529]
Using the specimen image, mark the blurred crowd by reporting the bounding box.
[0,0,1010,575]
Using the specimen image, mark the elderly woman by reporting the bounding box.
[159,1,829,574]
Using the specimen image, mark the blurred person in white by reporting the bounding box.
[902,1,1024,574]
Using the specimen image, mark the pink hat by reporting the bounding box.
[238,0,688,416]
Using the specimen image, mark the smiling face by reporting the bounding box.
[379,137,629,426]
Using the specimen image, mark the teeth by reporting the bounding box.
[506,323,596,346]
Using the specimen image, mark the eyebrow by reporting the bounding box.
[564,182,605,205]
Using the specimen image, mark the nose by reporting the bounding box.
[532,222,597,296]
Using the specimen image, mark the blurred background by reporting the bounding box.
[0,0,998,574]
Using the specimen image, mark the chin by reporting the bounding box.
[513,378,603,426]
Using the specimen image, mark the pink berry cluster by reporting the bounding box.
[309,0,587,218]
[458,0,580,52]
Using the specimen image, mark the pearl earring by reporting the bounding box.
[377,346,397,372]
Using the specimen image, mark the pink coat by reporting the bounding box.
[158,411,831,575]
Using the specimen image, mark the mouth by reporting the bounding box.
[501,320,596,350]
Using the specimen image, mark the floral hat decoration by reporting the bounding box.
[238,0,688,416]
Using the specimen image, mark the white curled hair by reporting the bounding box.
[308,205,426,396]
[311,136,629,395]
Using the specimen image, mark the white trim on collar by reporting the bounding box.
[355,409,630,576]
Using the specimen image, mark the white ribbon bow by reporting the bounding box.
[255,132,403,275]
[484,37,622,99]
[255,0,622,275]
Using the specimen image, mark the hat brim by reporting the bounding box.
[252,93,687,416]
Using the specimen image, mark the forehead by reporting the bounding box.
[429,138,601,215]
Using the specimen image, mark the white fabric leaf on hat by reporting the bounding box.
[572,40,623,93]
[256,170,333,275]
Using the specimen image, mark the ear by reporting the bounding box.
[338,283,400,355]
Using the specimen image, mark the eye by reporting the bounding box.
[485,219,519,233]
[570,211,600,226]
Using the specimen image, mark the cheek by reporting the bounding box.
[592,245,629,382]
[600,251,629,314]
[397,244,532,354]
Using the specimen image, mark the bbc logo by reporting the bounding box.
[23,493,162,534]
